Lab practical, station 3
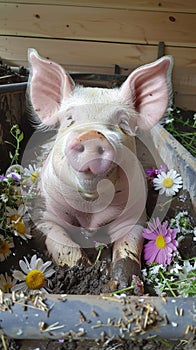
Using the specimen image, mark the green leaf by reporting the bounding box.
[9,151,13,159]
[18,132,24,142]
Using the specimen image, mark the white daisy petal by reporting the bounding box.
[40,261,52,272]
[45,268,55,278]
[18,204,26,217]
[12,270,26,280]
[35,257,44,270]
[30,254,38,269]
[12,282,28,292]
[23,256,31,270]
[19,260,30,274]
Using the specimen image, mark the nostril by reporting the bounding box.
[75,144,85,152]
[97,146,104,155]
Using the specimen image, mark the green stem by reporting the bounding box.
[94,248,103,264]
[159,270,177,297]
[111,285,134,295]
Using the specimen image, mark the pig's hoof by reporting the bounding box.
[109,257,141,290]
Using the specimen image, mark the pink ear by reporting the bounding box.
[120,56,173,130]
[28,49,74,125]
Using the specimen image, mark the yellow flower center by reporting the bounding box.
[162,177,174,188]
[10,214,21,223]
[10,214,26,234]
[156,234,166,249]
[0,241,9,254]
[25,270,45,290]
[30,171,38,182]
[14,221,26,234]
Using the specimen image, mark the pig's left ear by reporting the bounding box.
[28,49,75,125]
[120,56,173,130]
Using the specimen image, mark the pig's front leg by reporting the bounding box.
[110,224,144,290]
[37,221,90,267]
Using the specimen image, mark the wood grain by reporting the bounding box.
[1,0,196,13]
[0,36,195,109]
[1,3,196,47]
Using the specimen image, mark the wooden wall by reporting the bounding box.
[0,0,196,109]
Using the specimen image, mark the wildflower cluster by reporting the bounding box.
[163,107,196,158]
[142,212,196,297]
[0,125,56,294]
[0,125,39,261]
[0,164,39,245]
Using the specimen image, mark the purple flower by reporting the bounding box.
[93,241,108,249]
[7,172,21,182]
[145,167,156,178]
[142,218,178,265]
[132,275,144,296]
[155,165,168,175]
[146,165,168,179]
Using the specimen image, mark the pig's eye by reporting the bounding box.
[65,115,75,127]
[119,119,133,135]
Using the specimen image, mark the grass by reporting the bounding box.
[164,107,196,158]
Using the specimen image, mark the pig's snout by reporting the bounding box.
[66,130,115,175]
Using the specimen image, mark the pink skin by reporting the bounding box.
[66,130,114,175]
[28,49,173,288]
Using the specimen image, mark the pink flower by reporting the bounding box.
[145,165,168,185]
[155,165,168,175]
[132,275,144,296]
[142,218,178,265]
[145,167,156,178]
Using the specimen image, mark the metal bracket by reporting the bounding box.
[114,64,120,75]
[157,41,165,58]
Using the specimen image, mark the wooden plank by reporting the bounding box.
[0,37,195,69]
[1,0,196,13]
[0,37,195,110]
[1,3,196,47]
[174,94,196,110]
[0,36,158,68]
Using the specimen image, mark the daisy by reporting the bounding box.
[0,273,17,292]
[153,169,183,196]
[12,254,55,293]
[6,204,32,240]
[142,217,178,265]
[0,235,14,262]
[23,164,39,185]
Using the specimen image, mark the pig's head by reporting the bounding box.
[28,49,173,197]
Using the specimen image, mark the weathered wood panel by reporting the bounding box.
[1,3,195,47]
[0,36,195,109]
[0,0,195,109]
[1,0,196,13]
[0,36,157,68]
[1,36,196,69]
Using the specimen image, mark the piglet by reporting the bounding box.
[28,49,173,288]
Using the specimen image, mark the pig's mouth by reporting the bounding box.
[75,162,117,196]
[78,159,114,176]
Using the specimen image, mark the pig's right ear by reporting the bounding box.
[28,49,75,125]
